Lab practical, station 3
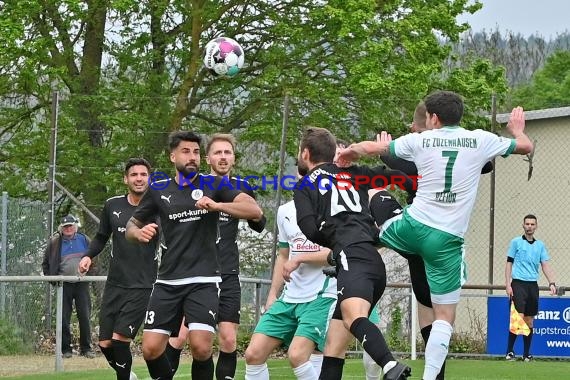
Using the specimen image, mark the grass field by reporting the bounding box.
[2,356,569,380]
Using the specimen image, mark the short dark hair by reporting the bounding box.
[524,214,537,222]
[300,127,336,163]
[168,131,202,152]
[206,133,237,154]
[124,157,151,175]
[336,138,349,149]
[424,91,464,126]
[413,101,427,127]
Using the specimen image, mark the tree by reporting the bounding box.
[452,28,570,87]
[509,50,570,110]
[1,0,504,212]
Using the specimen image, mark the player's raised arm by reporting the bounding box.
[506,106,533,155]
[338,131,392,164]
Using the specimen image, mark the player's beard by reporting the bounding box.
[297,159,309,176]
[176,161,198,179]
[130,185,146,196]
[213,160,231,176]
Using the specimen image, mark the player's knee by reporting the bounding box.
[142,343,162,360]
[218,330,237,351]
[244,345,265,365]
[190,343,213,361]
[98,339,112,348]
[287,347,311,368]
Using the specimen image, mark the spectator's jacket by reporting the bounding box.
[42,232,94,277]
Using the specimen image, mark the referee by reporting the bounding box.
[505,214,557,362]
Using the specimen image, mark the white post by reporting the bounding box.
[0,192,7,315]
[411,290,417,360]
[55,283,63,372]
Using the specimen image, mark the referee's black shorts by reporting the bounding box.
[511,279,539,316]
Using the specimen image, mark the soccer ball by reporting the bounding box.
[203,37,245,77]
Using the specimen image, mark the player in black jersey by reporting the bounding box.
[78,157,157,380]
[165,133,266,380]
[294,127,413,380]
[126,131,262,380]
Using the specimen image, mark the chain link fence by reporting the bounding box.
[1,102,570,375]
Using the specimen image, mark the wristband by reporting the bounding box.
[549,282,556,287]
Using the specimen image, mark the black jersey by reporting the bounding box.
[294,163,414,253]
[132,174,242,281]
[217,177,266,274]
[85,195,158,288]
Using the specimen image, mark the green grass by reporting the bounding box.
[3,358,570,379]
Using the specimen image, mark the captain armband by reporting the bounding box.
[506,257,514,263]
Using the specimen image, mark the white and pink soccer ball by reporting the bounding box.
[203,37,245,78]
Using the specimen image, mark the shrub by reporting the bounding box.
[0,317,30,355]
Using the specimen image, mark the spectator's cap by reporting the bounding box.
[60,215,79,227]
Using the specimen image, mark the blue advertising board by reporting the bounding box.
[487,296,570,356]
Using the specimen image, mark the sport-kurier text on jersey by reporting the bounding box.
[132,174,241,282]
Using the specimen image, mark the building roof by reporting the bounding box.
[495,106,570,123]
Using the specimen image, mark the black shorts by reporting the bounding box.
[218,274,241,324]
[369,191,432,308]
[332,243,386,320]
[99,285,152,340]
[143,282,220,335]
[369,190,403,228]
[512,279,539,316]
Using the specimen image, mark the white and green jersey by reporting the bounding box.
[390,126,516,237]
[277,201,337,303]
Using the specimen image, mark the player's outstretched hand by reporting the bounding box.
[336,146,361,165]
[337,132,392,164]
[506,106,525,136]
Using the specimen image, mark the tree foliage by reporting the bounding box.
[452,28,570,88]
[0,0,505,212]
[509,50,570,110]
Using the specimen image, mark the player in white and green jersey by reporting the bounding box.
[244,199,336,380]
[338,91,533,380]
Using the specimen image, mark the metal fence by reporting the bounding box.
[0,275,272,373]
[2,104,570,374]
